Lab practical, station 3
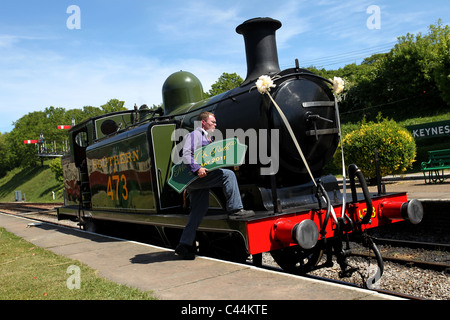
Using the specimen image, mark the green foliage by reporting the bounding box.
[428,20,450,106]
[342,116,416,178]
[0,133,10,177]
[0,99,125,175]
[205,72,243,97]
[49,158,64,183]
[100,99,126,113]
[311,20,450,123]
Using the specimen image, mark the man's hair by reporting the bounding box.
[197,111,215,121]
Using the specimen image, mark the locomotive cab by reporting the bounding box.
[60,110,152,215]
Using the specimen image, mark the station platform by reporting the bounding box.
[369,173,450,202]
[0,213,400,301]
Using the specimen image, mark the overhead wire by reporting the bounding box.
[281,41,397,69]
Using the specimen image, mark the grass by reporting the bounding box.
[0,227,157,300]
[397,111,450,127]
[0,161,64,203]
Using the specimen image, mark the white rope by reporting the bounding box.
[266,93,317,187]
[335,96,347,217]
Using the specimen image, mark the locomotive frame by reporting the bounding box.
[57,17,423,281]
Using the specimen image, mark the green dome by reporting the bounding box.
[162,71,204,114]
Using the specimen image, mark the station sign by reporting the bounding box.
[168,138,247,193]
[406,120,450,140]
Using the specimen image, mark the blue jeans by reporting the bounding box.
[179,168,243,246]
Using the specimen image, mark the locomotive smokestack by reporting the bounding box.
[236,17,282,85]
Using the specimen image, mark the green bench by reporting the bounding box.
[421,149,450,184]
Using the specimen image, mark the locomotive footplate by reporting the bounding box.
[57,190,423,256]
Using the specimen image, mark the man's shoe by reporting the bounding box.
[175,244,195,260]
[228,209,255,219]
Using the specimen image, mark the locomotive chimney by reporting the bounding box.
[236,17,282,85]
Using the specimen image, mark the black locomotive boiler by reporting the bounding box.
[58,18,423,278]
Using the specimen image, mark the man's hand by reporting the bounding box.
[197,167,209,178]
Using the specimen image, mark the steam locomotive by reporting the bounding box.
[57,17,423,280]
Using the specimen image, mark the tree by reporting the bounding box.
[338,54,389,122]
[428,20,450,106]
[100,99,126,113]
[206,73,243,97]
[1,99,129,172]
[6,111,47,167]
[324,20,449,123]
[0,132,10,177]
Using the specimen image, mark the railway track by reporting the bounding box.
[0,202,75,227]
[351,237,449,273]
[254,257,426,300]
[371,236,450,252]
[300,231,449,299]
[1,202,448,300]
[0,202,61,214]
[351,251,448,273]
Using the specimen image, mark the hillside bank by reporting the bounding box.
[0,161,63,203]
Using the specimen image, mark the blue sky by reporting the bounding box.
[0,0,448,133]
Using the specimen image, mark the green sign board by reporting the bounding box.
[168,138,247,193]
[406,120,450,140]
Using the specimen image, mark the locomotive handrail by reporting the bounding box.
[348,164,373,225]
[302,101,335,108]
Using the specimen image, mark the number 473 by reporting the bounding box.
[107,174,129,201]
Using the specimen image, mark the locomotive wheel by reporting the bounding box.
[270,245,323,274]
